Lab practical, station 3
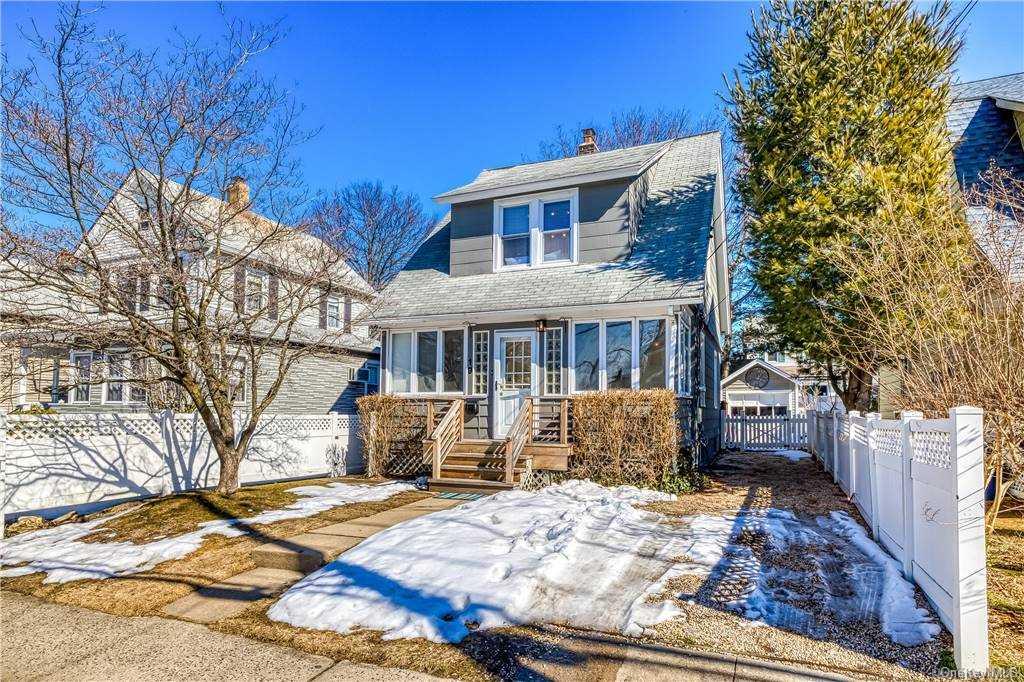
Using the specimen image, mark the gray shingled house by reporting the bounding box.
[374,130,730,491]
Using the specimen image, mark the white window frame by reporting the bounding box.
[470,330,489,397]
[386,327,468,396]
[602,318,634,390]
[543,326,565,396]
[493,188,579,271]
[569,316,672,393]
[244,269,269,314]
[326,296,342,329]
[676,312,693,397]
[69,351,93,404]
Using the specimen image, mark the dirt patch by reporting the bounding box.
[1,483,429,617]
[989,510,1024,669]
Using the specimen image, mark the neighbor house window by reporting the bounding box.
[442,330,465,393]
[604,321,633,389]
[245,269,268,313]
[105,354,148,403]
[495,190,577,270]
[544,327,563,394]
[573,322,600,391]
[70,351,92,403]
[472,331,489,395]
[639,319,667,389]
[326,296,342,329]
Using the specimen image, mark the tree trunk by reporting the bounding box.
[216,447,242,495]
[840,365,873,412]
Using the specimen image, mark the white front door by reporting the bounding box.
[493,331,536,438]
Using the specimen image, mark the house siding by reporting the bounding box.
[447,179,633,277]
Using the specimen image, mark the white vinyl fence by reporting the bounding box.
[808,407,989,672]
[2,410,362,518]
[722,414,808,450]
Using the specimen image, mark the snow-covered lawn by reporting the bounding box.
[268,480,938,648]
[0,481,415,584]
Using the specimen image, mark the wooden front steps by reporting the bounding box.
[426,439,571,494]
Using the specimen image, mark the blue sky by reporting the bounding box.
[3,1,1023,215]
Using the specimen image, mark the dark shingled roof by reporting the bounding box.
[947,73,1024,192]
[377,133,722,321]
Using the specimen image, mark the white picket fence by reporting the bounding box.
[722,414,808,450]
[808,407,989,672]
[2,410,363,518]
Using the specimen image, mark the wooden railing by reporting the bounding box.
[503,398,533,484]
[427,399,464,479]
[530,398,572,445]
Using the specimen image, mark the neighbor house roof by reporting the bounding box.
[947,73,1024,192]
[434,140,671,204]
[951,73,1024,103]
[378,132,722,323]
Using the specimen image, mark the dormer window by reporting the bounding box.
[494,189,578,270]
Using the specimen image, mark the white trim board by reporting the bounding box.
[721,358,797,388]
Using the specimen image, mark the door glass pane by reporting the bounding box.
[573,323,599,391]
[502,205,530,235]
[639,319,666,388]
[503,339,531,389]
[391,332,412,393]
[442,330,464,393]
[502,235,529,266]
[417,331,437,392]
[605,321,632,389]
[543,230,569,262]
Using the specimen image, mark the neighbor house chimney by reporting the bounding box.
[225,176,250,209]
[577,128,599,156]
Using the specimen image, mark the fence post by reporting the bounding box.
[807,412,815,456]
[865,412,881,539]
[898,410,923,579]
[831,414,839,482]
[1,411,6,537]
[847,411,860,497]
[741,415,747,451]
[948,406,989,672]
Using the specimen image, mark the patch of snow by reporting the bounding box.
[269,480,685,643]
[0,481,414,584]
[822,511,940,646]
[765,449,810,462]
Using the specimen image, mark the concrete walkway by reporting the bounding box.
[2,593,443,682]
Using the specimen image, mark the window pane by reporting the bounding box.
[542,200,570,231]
[502,205,530,235]
[391,332,412,393]
[543,230,569,262]
[72,354,91,402]
[472,331,489,394]
[130,357,147,402]
[639,319,666,388]
[442,330,464,393]
[677,314,692,395]
[573,323,599,391]
[417,331,437,392]
[502,235,529,266]
[545,328,562,394]
[606,321,632,389]
[327,300,341,328]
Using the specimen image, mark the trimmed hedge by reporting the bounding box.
[569,389,679,487]
[356,394,428,478]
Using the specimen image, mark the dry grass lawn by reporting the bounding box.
[988,510,1024,670]
[1,477,429,617]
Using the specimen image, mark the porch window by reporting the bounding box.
[416,331,438,392]
[604,321,632,389]
[544,327,563,394]
[471,331,489,395]
[573,322,600,391]
[676,313,693,396]
[391,332,413,393]
[638,319,666,389]
[442,330,464,393]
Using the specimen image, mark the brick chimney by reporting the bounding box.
[225,176,250,208]
[577,128,599,156]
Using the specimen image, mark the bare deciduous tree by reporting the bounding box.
[823,169,1024,527]
[311,181,435,290]
[1,4,372,495]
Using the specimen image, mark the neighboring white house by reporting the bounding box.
[722,353,838,416]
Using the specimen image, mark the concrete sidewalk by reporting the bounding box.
[1,593,442,682]
[3,592,849,682]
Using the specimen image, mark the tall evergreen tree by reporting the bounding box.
[728,0,962,409]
